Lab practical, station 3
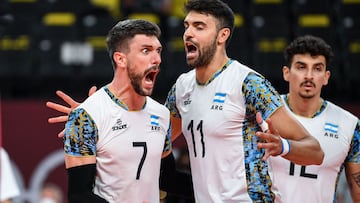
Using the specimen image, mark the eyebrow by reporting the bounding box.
[184,20,206,26]
[294,61,325,67]
[141,44,162,50]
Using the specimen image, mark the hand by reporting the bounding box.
[255,112,283,161]
[46,86,97,137]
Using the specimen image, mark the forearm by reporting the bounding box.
[283,136,324,165]
[160,152,194,199]
[67,164,108,203]
[345,163,360,202]
[350,189,360,203]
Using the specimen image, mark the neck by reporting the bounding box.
[108,81,146,111]
[196,53,229,84]
[286,93,322,118]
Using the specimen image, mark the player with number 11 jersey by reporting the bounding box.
[165,59,284,202]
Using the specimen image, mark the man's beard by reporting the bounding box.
[127,66,155,96]
[188,37,217,68]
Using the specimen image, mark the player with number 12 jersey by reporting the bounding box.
[269,94,360,202]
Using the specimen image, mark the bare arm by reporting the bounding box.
[257,107,324,165]
[65,155,96,169]
[170,117,182,141]
[63,107,106,203]
[345,163,360,202]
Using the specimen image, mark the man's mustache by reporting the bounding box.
[300,80,316,88]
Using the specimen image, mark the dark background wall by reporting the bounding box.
[0,0,359,102]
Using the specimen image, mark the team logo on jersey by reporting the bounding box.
[150,115,161,131]
[324,122,339,139]
[211,92,226,110]
[112,119,128,131]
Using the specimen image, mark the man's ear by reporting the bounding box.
[323,70,331,86]
[282,65,290,82]
[113,52,127,68]
[218,27,231,44]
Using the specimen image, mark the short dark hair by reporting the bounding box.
[284,35,334,68]
[184,0,234,46]
[106,19,161,67]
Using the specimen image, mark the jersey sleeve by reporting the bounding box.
[164,83,181,118]
[345,119,360,163]
[64,108,98,157]
[243,72,283,120]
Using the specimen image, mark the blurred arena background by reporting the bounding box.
[0,0,359,202]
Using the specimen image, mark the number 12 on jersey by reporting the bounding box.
[289,162,318,179]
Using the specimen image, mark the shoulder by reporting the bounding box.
[326,101,358,121]
[147,97,170,114]
[76,87,111,115]
[176,69,196,85]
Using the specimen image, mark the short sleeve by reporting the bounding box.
[64,108,98,156]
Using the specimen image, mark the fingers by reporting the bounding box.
[262,149,271,161]
[58,129,65,138]
[256,131,283,160]
[88,86,97,96]
[46,101,71,114]
[257,141,280,161]
[48,115,69,124]
[56,90,80,108]
[256,112,269,132]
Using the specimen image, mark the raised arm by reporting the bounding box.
[244,73,323,165]
[257,107,324,165]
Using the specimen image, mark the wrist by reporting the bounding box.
[279,137,290,156]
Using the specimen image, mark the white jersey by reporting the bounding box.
[165,59,284,202]
[64,86,171,203]
[0,148,20,201]
[269,95,360,203]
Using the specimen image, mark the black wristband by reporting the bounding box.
[67,164,108,203]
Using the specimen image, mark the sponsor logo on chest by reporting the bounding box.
[183,97,191,106]
[112,119,128,131]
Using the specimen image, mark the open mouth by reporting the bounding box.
[185,41,197,54]
[144,67,160,84]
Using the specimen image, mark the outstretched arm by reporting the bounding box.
[256,107,324,165]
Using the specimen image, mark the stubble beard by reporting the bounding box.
[128,66,153,97]
[187,37,217,69]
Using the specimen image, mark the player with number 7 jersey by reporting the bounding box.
[64,86,172,202]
